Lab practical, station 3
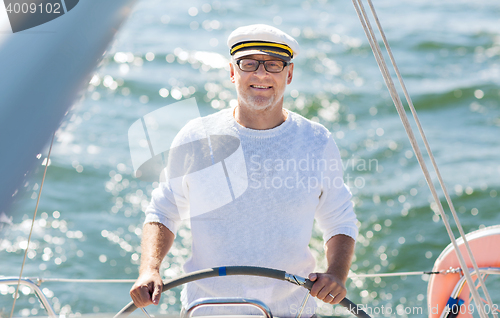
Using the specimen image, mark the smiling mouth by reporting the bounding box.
[250,85,272,89]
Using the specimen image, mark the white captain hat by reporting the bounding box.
[227,24,300,62]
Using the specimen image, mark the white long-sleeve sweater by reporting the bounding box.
[144,107,358,317]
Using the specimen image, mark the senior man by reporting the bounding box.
[130,24,358,318]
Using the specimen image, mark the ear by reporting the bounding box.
[229,62,235,83]
[286,63,294,85]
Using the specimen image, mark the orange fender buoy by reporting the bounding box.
[427,225,500,318]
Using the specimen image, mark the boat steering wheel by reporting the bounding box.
[114,266,371,318]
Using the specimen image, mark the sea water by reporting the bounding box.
[1,0,500,317]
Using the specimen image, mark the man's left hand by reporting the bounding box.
[308,272,346,305]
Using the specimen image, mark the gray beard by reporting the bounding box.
[238,92,280,112]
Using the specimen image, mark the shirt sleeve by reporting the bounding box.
[143,120,199,236]
[314,135,359,243]
[144,178,186,237]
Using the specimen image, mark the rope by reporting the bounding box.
[349,271,441,278]
[37,278,137,283]
[9,132,56,318]
[350,1,494,317]
[0,270,442,284]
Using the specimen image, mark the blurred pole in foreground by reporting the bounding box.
[0,0,138,216]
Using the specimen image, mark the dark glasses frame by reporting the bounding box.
[235,59,290,73]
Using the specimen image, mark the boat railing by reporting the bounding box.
[0,277,56,318]
[183,297,273,318]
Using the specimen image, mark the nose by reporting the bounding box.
[254,63,268,76]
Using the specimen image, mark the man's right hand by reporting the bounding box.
[130,270,163,307]
[131,222,174,307]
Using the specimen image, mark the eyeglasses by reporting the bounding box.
[235,59,290,73]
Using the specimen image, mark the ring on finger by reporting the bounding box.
[328,293,336,299]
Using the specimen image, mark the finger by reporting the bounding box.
[309,273,327,297]
[130,285,144,307]
[130,291,138,306]
[324,287,344,305]
[139,285,154,307]
[323,292,340,305]
[317,286,333,300]
[310,282,326,298]
[152,282,162,305]
[331,289,346,305]
[326,293,336,304]
[131,290,146,308]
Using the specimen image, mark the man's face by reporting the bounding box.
[230,54,294,112]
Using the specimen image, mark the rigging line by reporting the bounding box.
[18,268,500,283]
[349,271,441,278]
[350,1,490,318]
[37,278,137,283]
[17,271,442,283]
[351,1,489,316]
[364,1,497,317]
[9,131,56,318]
